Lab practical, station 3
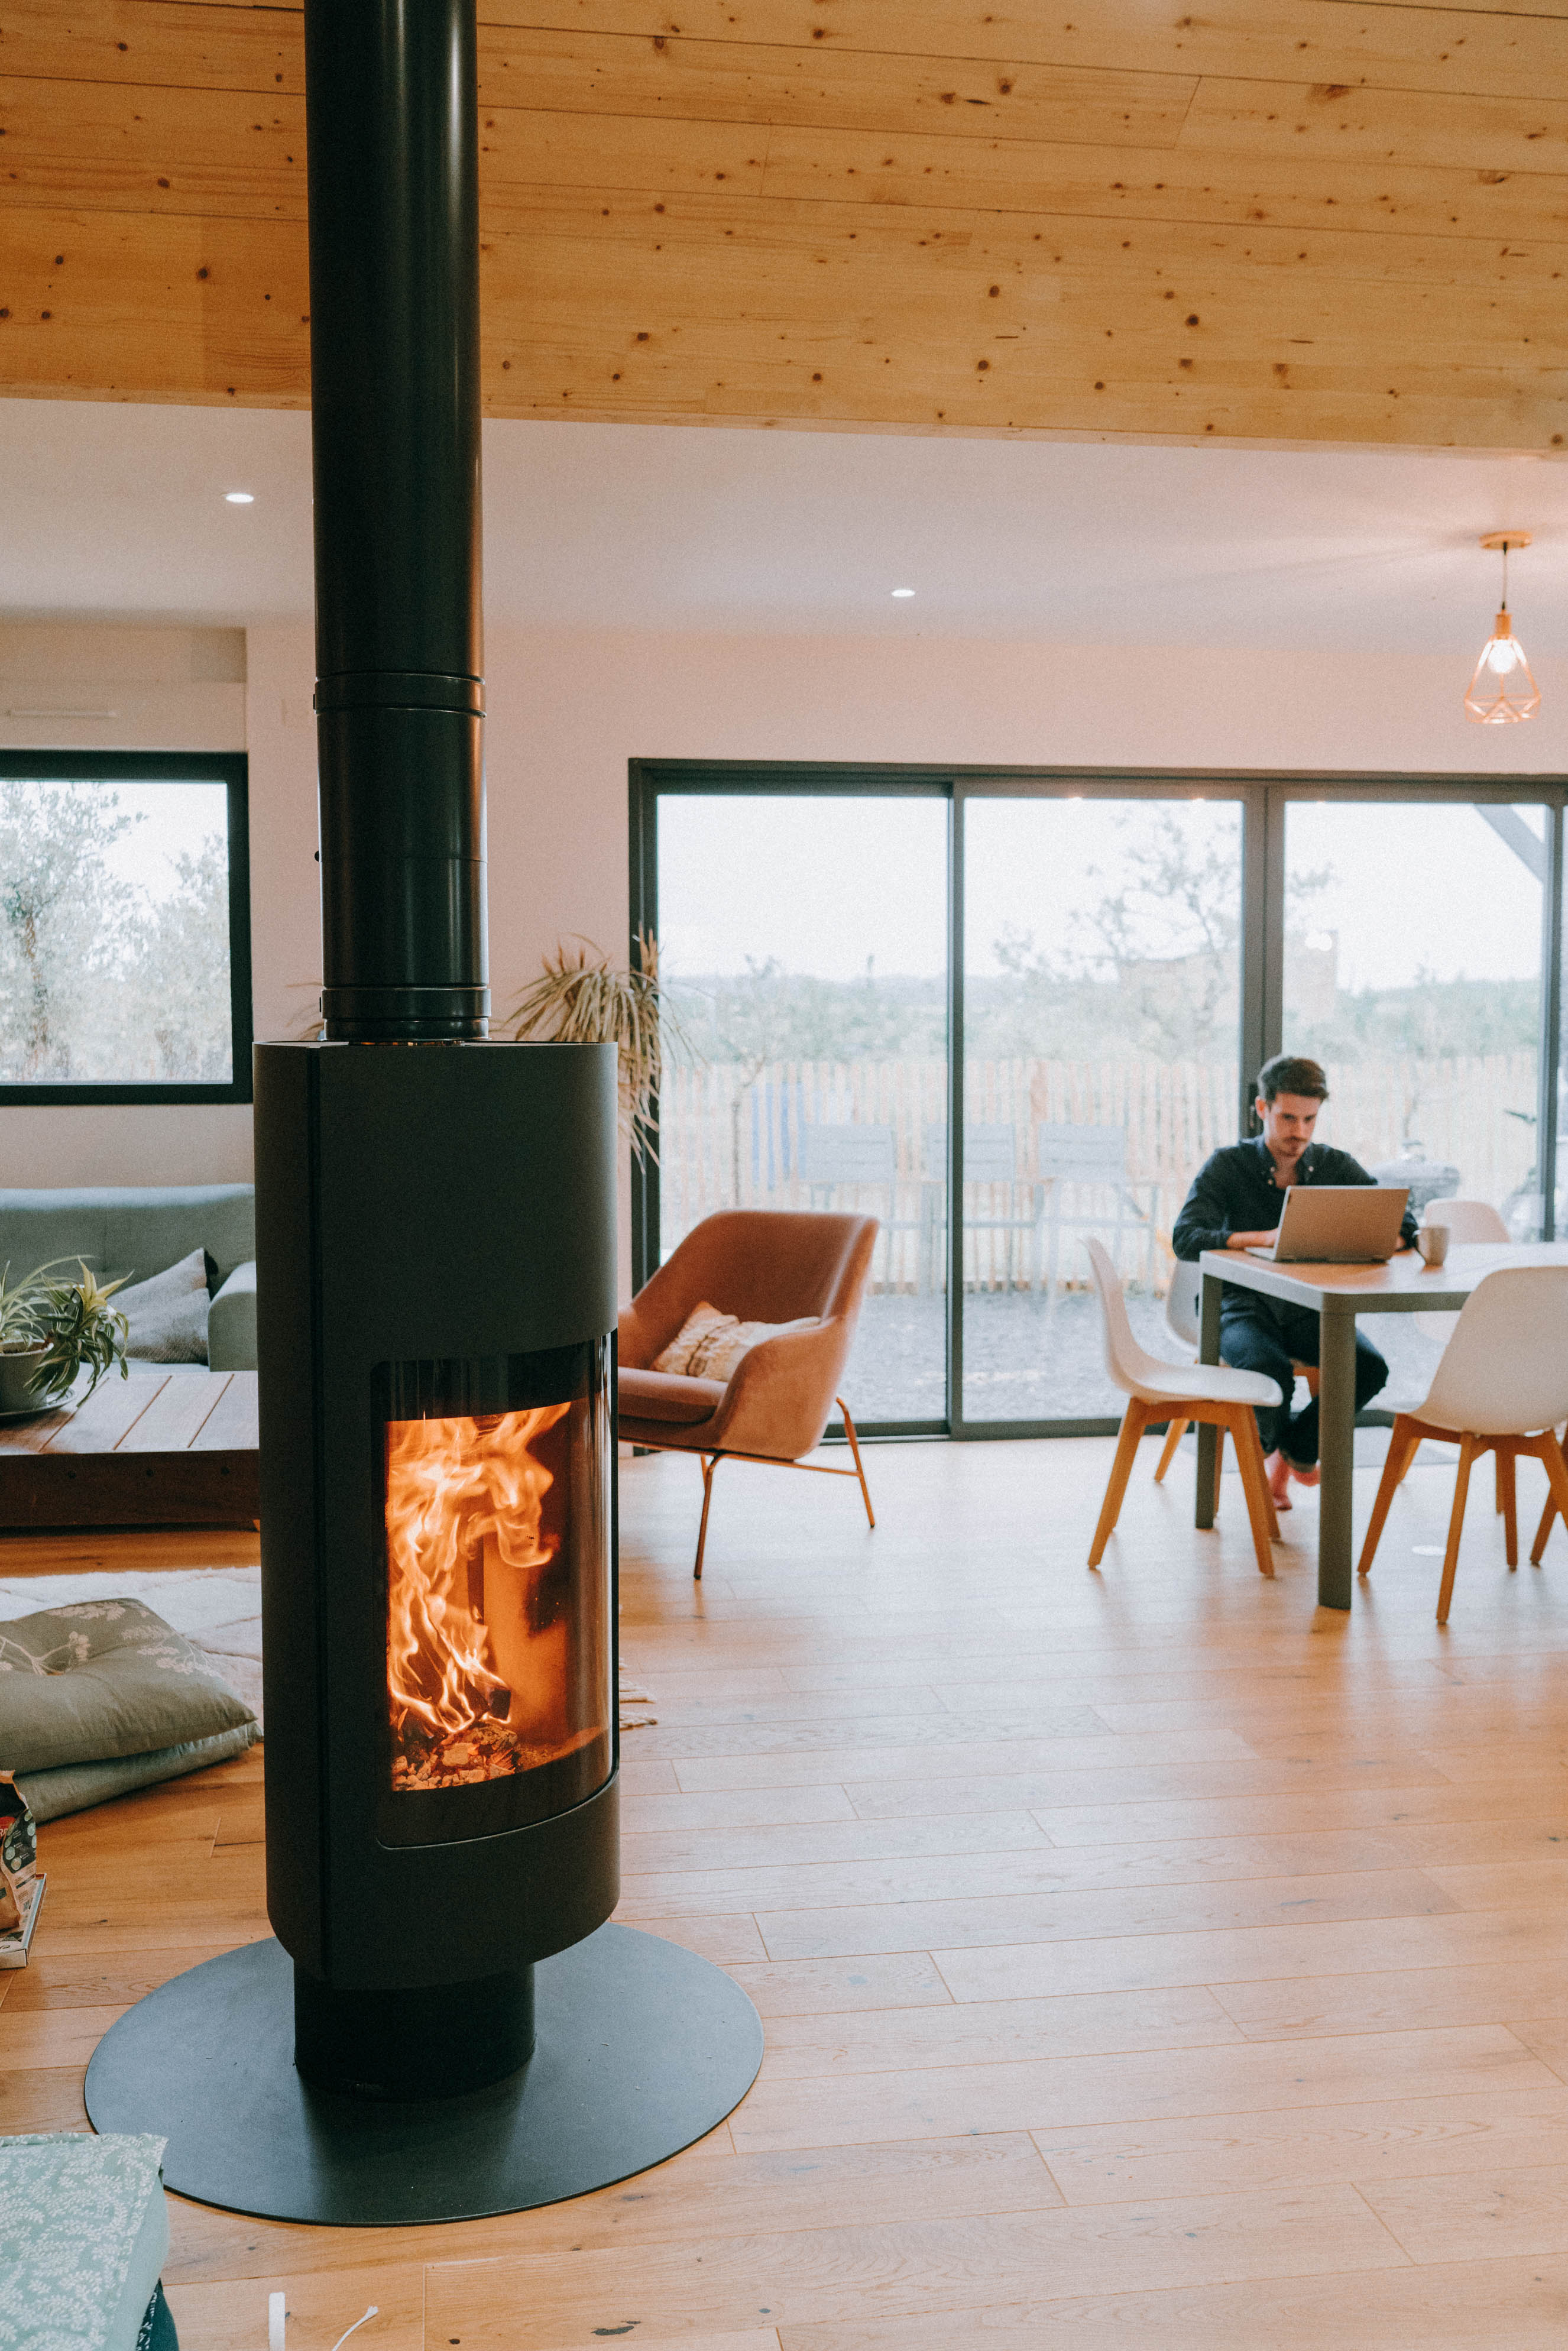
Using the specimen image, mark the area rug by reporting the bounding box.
[0,1568,657,1731]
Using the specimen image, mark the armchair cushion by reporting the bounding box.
[619,1368,725,1427]
[653,1300,820,1384]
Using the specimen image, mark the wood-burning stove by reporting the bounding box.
[84,0,762,2221]
[254,1038,620,2101]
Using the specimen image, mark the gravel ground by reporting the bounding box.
[843,1287,1443,1429]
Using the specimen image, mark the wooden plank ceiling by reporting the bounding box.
[0,0,1564,449]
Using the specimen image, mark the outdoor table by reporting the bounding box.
[1196,1242,1568,1610]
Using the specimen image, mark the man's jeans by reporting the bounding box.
[1220,1300,1389,1466]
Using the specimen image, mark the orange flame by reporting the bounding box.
[385,1405,571,1786]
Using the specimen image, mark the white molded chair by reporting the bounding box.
[1407,1198,1515,1517]
[1151,1259,1318,1495]
[1083,1238,1283,1578]
[1414,1199,1510,1345]
[1356,1265,1568,1623]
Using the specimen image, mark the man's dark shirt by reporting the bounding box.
[1172,1136,1420,1279]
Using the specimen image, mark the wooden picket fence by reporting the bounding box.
[656,1053,1541,1294]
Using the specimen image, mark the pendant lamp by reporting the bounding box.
[1465,530,1540,724]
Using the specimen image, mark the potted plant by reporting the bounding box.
[0,1259,130,1416]
[501,931,698,1162]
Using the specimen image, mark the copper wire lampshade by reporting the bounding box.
[1465,532,1540,725]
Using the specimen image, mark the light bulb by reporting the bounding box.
[224,490,255,504]
[1466,611,1540,723]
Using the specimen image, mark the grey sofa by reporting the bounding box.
[0,1186,257,1371]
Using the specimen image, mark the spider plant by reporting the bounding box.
[500,931,701,1162]
[0,1258,129,1405]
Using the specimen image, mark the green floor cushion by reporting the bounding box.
[19,1719,258,1823]
[0,2131,170,2351]
[0,1599,255,1775]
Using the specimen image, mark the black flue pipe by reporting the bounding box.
[303,0,488,1042]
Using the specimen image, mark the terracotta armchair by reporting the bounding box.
[618,1209,879,1578]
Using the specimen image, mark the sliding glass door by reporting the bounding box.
[636,766,1567,1442]
[652,789,949,1429]
[960,793,1245,1428]
[1282,799,1550,1233]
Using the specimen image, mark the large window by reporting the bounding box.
[0,752,251,1105]
[633,767,1566,1439]
[652,790,948,1429]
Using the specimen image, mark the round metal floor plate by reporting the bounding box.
[84,1923,764,2226]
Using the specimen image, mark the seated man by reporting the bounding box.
[1172,1053,1418,1508]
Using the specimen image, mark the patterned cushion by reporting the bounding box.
[652,1300,819,1384]
[0,2132,169,2351]
[0,1599,254,1774]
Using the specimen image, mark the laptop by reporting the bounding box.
[1245,1184,1410,1265]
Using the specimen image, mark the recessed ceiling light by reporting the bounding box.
[224,490,255,504]
[891,587,915,598]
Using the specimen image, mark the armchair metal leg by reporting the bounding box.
[694,1454,719,1581]
[838,1399,876,1530]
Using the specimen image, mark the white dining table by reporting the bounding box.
[1197,1242,1568,1609]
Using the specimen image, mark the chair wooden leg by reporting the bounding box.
[1211,1423,1224,1515]
[838,1399,876,1530]
[1227,1406,1277,1578]
[1088,1400,1149,1569]
[1531,1432,1568,1573]
[1531,1433,1568,1563]
[1357,1413,1419,1579]
[1497,1442,1518,1568]
[694,1454,719,1581]
[1246,1410,1281,1537]
[1436,1432,1479,1625]
[1153,1418,1188,1484]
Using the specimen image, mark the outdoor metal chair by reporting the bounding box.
[799,1123,928,1292]
[1036,1122,1161,1305]
[921,1122,1043,1293]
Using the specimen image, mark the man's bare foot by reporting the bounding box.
[1265,1450,1293,1510]
[1286,1458,1321,1489]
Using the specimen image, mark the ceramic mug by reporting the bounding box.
[1415,1223,1450,1268]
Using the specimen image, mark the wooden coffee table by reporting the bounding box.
[0,1370,258,1528]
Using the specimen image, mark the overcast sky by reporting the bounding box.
[659,792,1546,996]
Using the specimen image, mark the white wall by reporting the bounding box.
[7,616,1567,1191]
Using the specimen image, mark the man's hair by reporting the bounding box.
[1257,1053,1329,1105]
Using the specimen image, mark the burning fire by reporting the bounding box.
[385,1404,579,1791]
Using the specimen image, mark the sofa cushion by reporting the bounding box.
[118,1249,210,1366]
[618,1368,725,1426]
[0,1186,255,1294]
[208,1259,257,1372]
[652,1300,819,1384]
[0,1598,255,1773]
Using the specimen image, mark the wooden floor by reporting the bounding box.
[8,1433,1568,2347]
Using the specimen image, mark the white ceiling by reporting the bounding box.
[3,396,1566,656]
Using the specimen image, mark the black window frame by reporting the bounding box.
[0,748,253,1107]
[631,759,1568,1442]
